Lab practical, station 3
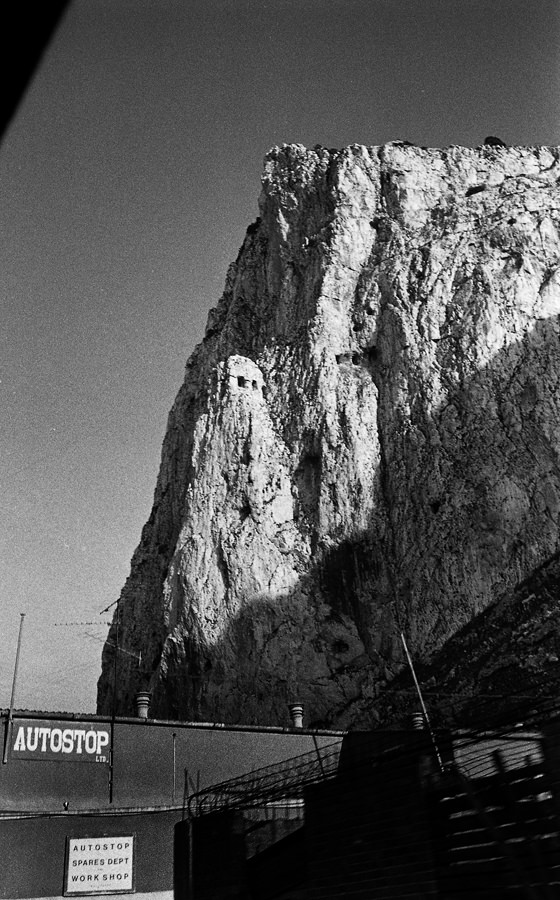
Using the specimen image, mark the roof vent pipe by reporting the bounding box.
[135,691,151,719]
[289,703,304,729]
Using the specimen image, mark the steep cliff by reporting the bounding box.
[97,142,560,729]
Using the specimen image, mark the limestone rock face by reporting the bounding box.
[97,143,560,729]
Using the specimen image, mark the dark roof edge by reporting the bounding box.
[0,709,345,737]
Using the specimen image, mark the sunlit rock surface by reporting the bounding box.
[97,142,560,728]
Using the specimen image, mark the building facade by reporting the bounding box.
[0,709,342,900]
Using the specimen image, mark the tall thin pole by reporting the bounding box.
[3,613,26,764]
[172,732,177,805]
[400,631,445,772]
[108,600,119,804]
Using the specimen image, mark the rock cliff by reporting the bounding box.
[97,142,560,729]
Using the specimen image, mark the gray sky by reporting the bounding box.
[2,0,559,714]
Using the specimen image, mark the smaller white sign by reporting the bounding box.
[65,835,135,895]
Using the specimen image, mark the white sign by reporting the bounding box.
[64,835,135,895]
[11,718,110,764]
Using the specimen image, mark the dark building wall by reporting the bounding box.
[246,827,306,900]
[175,811,307,900]
[1,810,180,900]
[303,736,440,900]
[175,812,248,900]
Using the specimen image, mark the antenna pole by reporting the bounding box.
[3,613,26,765]
[108,600,120,803]
[172,732,177,804]
[400,631,445,772]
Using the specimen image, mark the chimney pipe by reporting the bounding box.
[289,703,304,729]
[135,691,151,719]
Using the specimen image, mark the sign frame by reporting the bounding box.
[10,718,110,764]
[63,833,136,896]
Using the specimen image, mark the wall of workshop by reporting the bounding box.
[0,809,180,900]
[1,712,342,899]
[0,713,341,810]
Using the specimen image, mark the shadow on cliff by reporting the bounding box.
[136,309,560,730]
[147,529,394,729]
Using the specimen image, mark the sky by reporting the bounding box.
[1,0,560,715]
